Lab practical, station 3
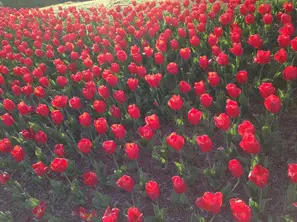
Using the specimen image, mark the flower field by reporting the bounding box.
[1,0,297,221]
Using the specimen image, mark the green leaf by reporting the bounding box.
[170,191,181,204]
[251,155,259,168]
[93,160,107,185]
[287,183,297,203]
[0,211,13,222]
[68,179,84,204]
[174,161,185,176]
[50,180,67,197]
[221,182,233,196]
[34,147,44,161]
[139,169,149,186]
[239,93,249,108]
[23,198,39,209]
[92,191,112,209]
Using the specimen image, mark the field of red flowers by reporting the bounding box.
[1,0,297,221]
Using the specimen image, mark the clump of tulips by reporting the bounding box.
[1,0,297,221]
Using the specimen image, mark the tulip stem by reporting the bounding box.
[135,160,140,170]
[224,132,229,149]
[46,144,55,157]
[113,155,119,170]
[63,173,72,186]
[259,188,263,212]
[209,215,216,222]
[258,65,264,85]
[226,178,240,200]
[131,192,135,205]
[293,184,297,202]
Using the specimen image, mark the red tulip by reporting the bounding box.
[128,104,141,119]
[111,124,126,139]
[77,207,97,221]
[11,145,24,162]
[1,113,14,126]
[78,112,91,127]
[248,164,269,188]
[283,66,297,81]
[116,175,134,192]
[125,143,139,160]
[240,133,260,154]
[171,176,187,194]
[195,192,223,214]
[264,95,281,113]
[145,180,160,200]
[54,144,65,157]
[93,100,106,113]
[34,131,48,144]
[98,85,110,99]
[69,97,81,109]
[32,201,46,219]
[214,113,230,131]
[145,73,162,88]
[194,81,206,96]
[51,110,64,125]
[238,120,255,137]
[199,55,209,70]
[200,93,213,108]
[228,159,243,178]
[263,13,273,24]
[127,207,144,222]
[109,105,120,119]
[288,163,297,183]
[187,108,203,125]
[226,99,240,118]
[113,90,126,103]
[83,171,98,187]
[0,138,12,153]
[154,52,164,64]
[50,158,68,173]
[51,95,68,109]
[166,132,184,151]
[208,72,220,87]
[145,114,160,131]
[168,95,183,111]
[138,125,154,140]
[236,70,248,84]
[94,118,108,134]
[179,48,191,60]
[179,81,191,93]
[217,52,229,66]
[78,138,92,154]
[248,34,263,49]
[254,50,270,64]
[259,82,275,98]
[36,104,49,116]
[0,173,10,184]
[127,78,139,91]
[32,161,48,176]
[230,43,243,56]
[103,140,117,155]
[3,99,15,112]
[102,207,120,222]
[230,198,252,222]
[226,84,241,98]
[167,62,178,75]
[196,134,213,152]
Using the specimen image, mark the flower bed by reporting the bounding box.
[1,0,297,221]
